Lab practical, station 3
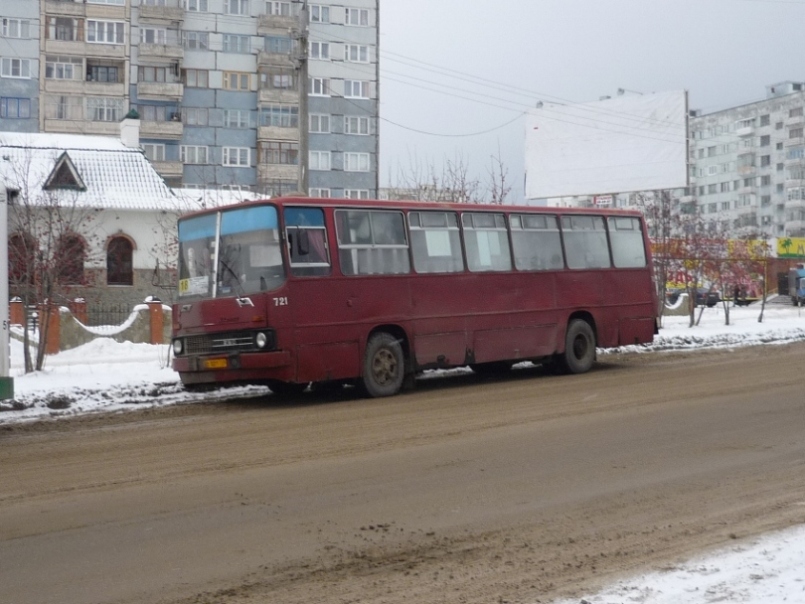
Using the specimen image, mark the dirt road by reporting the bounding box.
[2,343,804,604]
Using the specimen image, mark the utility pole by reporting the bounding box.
[297,0,309,195]
[0,186,14,400]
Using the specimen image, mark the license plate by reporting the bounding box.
[204,358,228,370]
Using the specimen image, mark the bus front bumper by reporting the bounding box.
[173,350,293,384]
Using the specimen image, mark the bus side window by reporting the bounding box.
[284,207,331,277]
[561,215,611,270]
[511,214,563,271]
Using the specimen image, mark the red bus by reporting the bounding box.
[172,196,658,396]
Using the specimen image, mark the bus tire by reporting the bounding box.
[361,332,405,398]
[561,319,596,374]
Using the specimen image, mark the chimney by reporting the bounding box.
[120,108,141,148]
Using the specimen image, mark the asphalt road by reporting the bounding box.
[2,343,804,604]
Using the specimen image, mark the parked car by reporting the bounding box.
[666,287,721,307]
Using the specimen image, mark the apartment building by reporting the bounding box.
[687,81,805,238]
[0,0,380,197]
[0,3,40,131]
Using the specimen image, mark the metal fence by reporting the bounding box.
[86,303,133,327]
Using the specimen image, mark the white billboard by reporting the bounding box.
[525,90,689,199]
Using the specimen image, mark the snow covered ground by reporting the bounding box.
[3,298,805,603]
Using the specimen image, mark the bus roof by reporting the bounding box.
[178,195,645,221]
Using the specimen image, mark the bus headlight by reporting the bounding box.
[172,338,183,355]
[255,332,268,349]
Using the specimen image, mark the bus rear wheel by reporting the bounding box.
[560,319,596,374]
[362,332,405,397]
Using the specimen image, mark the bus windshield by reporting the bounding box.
[177,205,285,298]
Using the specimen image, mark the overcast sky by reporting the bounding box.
[378,0,805,203]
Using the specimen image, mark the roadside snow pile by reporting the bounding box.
[2,303,805,425]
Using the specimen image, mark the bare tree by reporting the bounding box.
[6,147,101,372]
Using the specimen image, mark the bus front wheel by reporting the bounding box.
[362,332,405,397]
[561,319,596,374]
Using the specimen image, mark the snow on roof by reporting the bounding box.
[172,187,266,211]
[0,131,180,212]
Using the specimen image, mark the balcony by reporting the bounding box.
[151,160,184,180]
[44,79,127,98]
[141,120,183,139]
[258,88,299,105]
[137,81,183,99]
[139,43,183,61]
[257,125,299,142]
[44,119,118,137]
[258,13,298,33]
[258,51,296,68]
[258,163,298,182]
[45,1,84,17]
[139,4,184,22]
[735,126,754,137]
[44,39,128,60]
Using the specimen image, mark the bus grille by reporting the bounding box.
[184,330,274,355]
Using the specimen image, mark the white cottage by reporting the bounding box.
[0,124,190,323]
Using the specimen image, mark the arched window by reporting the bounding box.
[56,234,86,285]
[8,232,36,286]
[107,236,133,285]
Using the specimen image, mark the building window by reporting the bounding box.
[223,72,251,90]
[760,114,770,127]
[309,5,329,22]
[139,105,180,122]
[182,69,209,88]
[790,127,804,139]
[142,143,166,162]
[344,189,370,199]
[760,135,770,147]
[182,31,209,50]
[47,17,80,41]
[183,107,209,126]
[46,56,82,80]
[344,116,369,135]
[266,1,292,16]
[344,80,369,98]
[344,152,370,172]
[260,141,298,165]
[265,35,292,54]
[224,109,251,128]
[87,97,124,122]
[88,0,125,4]
[223,147,250,167]
[309,188,330,198]
[0,97,31,119]
[223,34,251,53]
[107,236,133,286]
[760,155,771,167]
[344,44,369,63]
[309,150,331,171]
[184,0,208,11]
[141,27,167,44]
[225,0,249,15]
[87,20,125,44]
[260,104,298,127]
[181,145,208,164]
[260,68,296,90]
[45,95,83,120]
[88,63,121,83]
[760,175,771,186]
[8,233,36,285]
[2,18,31,38]
[344,8,369,26]
[310,41,330,60]
[790,107,803,118]
[310,77,330,96]
[309,113,330,133]
[56,234,86,285]
[1,58,31,79]
[138,65,175,83]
